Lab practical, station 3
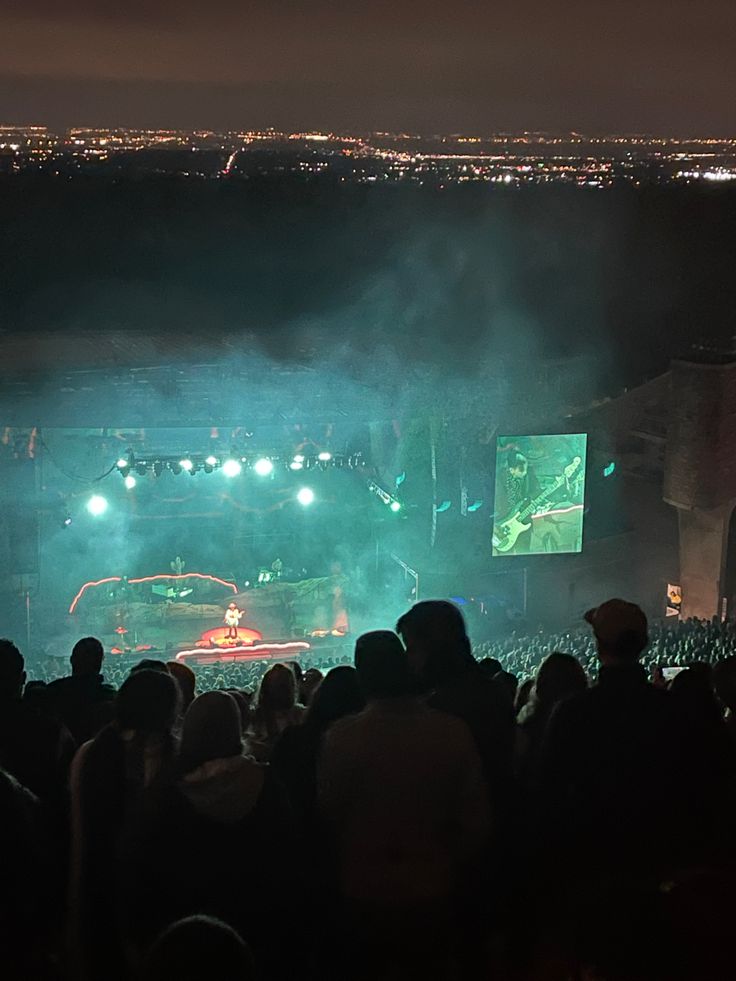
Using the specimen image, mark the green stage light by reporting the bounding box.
[297,487,315,506]
[87,494,108,517]
[390,500,401,512]
[222,459,242,477]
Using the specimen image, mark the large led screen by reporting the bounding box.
[492,434,587,556]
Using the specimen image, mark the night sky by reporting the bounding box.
[1,0,735,133]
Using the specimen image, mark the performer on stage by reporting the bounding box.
[224,601,244,640]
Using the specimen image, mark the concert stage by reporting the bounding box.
[66,570,349,666]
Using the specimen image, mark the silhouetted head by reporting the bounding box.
[167,660,197,711]
[535,651,588,706]
[585,599,648,663]
[130,659,170,675]
[307,665,365,729]
[257,663,297,712]
[180,691,243,773]
[478,657,503,678]
[0,639,25,699]
[115,669,179,734]
[354,630,409,699]
[713,655,736,713]
[71,636,104,676]
[396,600,473,687]
[495,669,519,702]
[142,915,255,981]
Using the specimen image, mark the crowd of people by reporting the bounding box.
[1,599,736,980]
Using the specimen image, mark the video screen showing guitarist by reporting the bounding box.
[492,434,587,557]
[497,452,539,554]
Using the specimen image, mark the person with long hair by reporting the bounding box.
[69,669,179,981]
[247,663,305,761]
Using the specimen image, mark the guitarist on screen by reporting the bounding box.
[493,451,583,555]
[496,451,540,554]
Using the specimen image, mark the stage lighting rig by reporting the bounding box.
[367,480,403,513]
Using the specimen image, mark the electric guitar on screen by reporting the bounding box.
[492,456,582,554]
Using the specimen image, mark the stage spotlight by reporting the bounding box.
[86,494,108,517]
[222,459,242,477]
[290,459,304,471]
[62,514,73,528]
[124,474,137,490]
[205,455,218,467]
[297,487,315,506]
[116,457,130,472]
[318,451,332,462]
[390,500,402,512]
[180,458,194,473]
[254,458,274,476]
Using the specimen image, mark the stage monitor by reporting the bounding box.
[492,434,587,557]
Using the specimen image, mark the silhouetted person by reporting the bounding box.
[397,601,516,800]
[0,768,52,981]
[320,629,489,905]
[538,599,720,886]
[120,691,295,977]
[518,651,587,783]
[69,669,179,981]
[167,660,197,712]
[46,636,115,743]
[714,654,736,747]
[141,916,256,981]
[273,665,365,825]
[0,638,74,805]
[247,663,305,761]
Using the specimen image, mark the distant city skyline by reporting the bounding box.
[2,1,735,134]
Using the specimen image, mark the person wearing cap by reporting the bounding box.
[536,598,717,890]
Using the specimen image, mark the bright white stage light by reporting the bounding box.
[290,460,304,471]
[297,487,315,506]
[254,458,274,476]
[116,457,129,470]
[87,494,108,516]
[390,500,401,512]
[180,458,194,472]
[124,474,137,490]
[222,459,242,478]
[205,455,218,467]
[318,451,332,462]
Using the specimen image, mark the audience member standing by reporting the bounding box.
[0,638,74,805]
[273,665,365,826]
[68,669,179,981]
[120,691,294,979]
[46,636,115,744]
[538,600,723,885]
[319,631,490,978]
[247,663,305,761]
[397,601,516,796]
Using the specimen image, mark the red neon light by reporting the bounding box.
[69,572,238,614]
[69,577,122,614]
[176,642,311,659]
